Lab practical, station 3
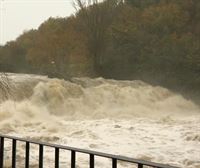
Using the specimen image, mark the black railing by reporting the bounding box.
[0,134,179,168]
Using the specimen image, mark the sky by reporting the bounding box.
[0,0,75,45]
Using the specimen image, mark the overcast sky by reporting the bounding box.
[0,0,75,45]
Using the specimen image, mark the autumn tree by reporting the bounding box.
[74,0,122,75]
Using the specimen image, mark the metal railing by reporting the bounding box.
[0,134,179,168]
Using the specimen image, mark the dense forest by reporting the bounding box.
[0,0,200,102]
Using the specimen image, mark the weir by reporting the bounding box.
[0,134,178,168]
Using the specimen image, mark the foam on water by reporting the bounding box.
[0,74,200,168]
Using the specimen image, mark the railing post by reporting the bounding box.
[0,137,4,168]
[71,150,76,168]
[90,154,94,168]
[112,158,117,168]
[39,144,43,168]
[25,142,30,168]
[12,139,17,168]
[138,163,143,168]
[0,135,178,168]
[55,147,59,168]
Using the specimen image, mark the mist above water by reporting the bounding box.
[0,73,199,168]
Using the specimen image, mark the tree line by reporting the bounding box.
[0,0,200,102]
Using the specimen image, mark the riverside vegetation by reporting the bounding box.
[0,0,200,103]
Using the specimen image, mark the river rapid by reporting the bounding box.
[0,73,199,168]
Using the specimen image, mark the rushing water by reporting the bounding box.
[0,73,200,168]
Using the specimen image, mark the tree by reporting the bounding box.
[74,0,121,75]
[125,0,160,8]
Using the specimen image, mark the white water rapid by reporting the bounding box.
[0,73,200,168]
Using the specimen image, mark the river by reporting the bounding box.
[0,73,199,168]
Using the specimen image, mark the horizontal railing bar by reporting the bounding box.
[0,134,178,168]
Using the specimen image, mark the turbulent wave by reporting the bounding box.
[0,73,200,168]
[0,74,199,121]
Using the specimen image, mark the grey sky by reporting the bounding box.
[0,0,75,45]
